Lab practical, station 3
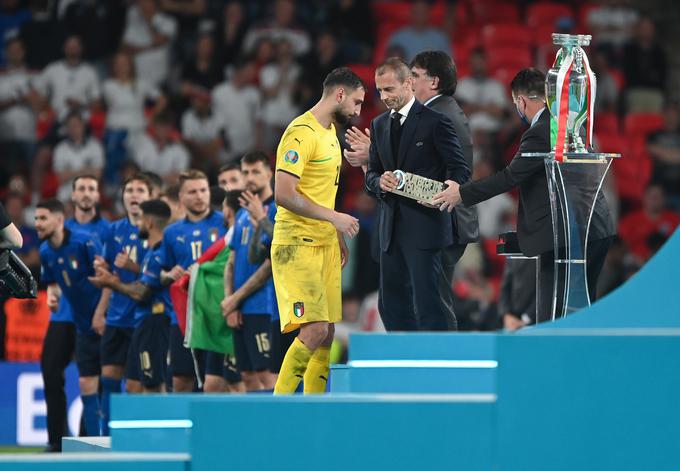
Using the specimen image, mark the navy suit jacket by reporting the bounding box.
[365,99,470,251]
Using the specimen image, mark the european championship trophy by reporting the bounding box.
[522,33,621,320]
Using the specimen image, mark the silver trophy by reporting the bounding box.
[388,170,446,203]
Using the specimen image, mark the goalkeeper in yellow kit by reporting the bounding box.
[272,68,365,394]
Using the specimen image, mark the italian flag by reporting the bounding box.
[177,243,234,355]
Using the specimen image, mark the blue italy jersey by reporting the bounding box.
[229,200,278,317]
[52,216,110,323]
[40,230,103,334]
[161,211,225,325]
[135,242,171,327]
[103,217,149,328]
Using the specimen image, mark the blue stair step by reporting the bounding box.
[189,394,496,471]
[348,333,497,393]
[62,437,110,452]
[110,395,194,453]
[0,453,189,471]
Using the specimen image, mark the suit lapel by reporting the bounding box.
[397,100,423,168]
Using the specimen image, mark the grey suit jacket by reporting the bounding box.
[427,95,480,244]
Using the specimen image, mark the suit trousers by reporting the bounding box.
[438,243,467,331]
[537,236,613,323]
[378,217,456,331]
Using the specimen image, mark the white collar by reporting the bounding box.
[423,94,442,107]
[390,95,416,122]
[530,107,545,128]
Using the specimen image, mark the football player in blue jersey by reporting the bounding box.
[160,170,226,392]
[90,199,173,393]
[40,175,110,450]
[221,152,278,391]
[36,199,104,437]
[93,174,151,434]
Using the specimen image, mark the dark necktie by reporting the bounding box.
[390,112,402,162]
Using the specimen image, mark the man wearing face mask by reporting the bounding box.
[432,68,615,322]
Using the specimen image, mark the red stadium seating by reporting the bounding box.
[526,2,574,29]
[348,64,376,91]
[470,2,520,25]
[594,112,619,135]
[624,113,664,137]
[487,46,533,74]
[481,23,532,50]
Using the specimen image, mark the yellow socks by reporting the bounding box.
[303,346,330,394]
[274,337,313,394]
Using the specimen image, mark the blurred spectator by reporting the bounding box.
[498,258,537,331]
[297,31,343,109]
[455,48,508,161]
[213,1,249,66]
[61,0,127,68]
[618,183,680,262]
[0,0,31,66]
[133,112,189,184]
[327,0,373,63]
[121,0,178,87]
[217,162,244,191]
[242,0,310,57]
[0,37,40,185]
[259,38,300,150]
[647,103,680,209]
[590,48,619,113]
[596,236,638,297]
[19,0,67,70]
[52,112,104,201]
[181,91,225,172]
[179,32,223,99]
[251,36,275,82]
[158,0,207,52]
[102,51,166,186]
[33,34,100,122]
[587,0,639,57]
[452,258,498,331]
[212,56,260,161]
[3,191,40,277]
[386,0,451,63]
[622,16,667,112]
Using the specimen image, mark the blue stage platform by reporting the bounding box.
[1,229,677,469]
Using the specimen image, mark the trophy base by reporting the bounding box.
[521,152,621,163]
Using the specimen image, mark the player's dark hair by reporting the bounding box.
[72,174,99,190]
[122,173,153,194]
[162,182,181,202]
[223,190,242,214]
[36,198,65,214]
[241,150,271,168]
[510,68,546,98]
[376,57,411,83]
[140,199,171,221]
[410,50,458,96]
[210,185,227,209]
[218,162,241,174]
[322,67,365,96]
[141,171,163,193]
[178,169,209,190]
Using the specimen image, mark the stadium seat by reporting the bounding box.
[470,2,520,25]
[481,23,531,50]
[526,2,574,30]
[348,63,375,91]
[487,46,532,73]
[594,112,619,135]
[624,112,664,137]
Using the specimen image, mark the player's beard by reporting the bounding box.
[332,108,352,127]
[139,227,149,240]
[37,228,54,241]
[76,199,94,212]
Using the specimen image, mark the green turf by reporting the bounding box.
[0,446,43,453]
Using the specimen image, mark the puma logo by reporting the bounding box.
[294,138,302,145]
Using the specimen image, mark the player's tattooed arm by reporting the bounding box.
[222,259,272,312]
[89,267,151,301]
[247,218,273,265]
[223,250,235,297]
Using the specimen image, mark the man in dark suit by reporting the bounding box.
[364,58,470,331]
[410,51,479,329]
[434,68,615,322]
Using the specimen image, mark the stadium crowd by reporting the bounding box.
[0,0,679,444]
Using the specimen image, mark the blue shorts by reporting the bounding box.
[169,323,200,378]
[75,332,101,377]
[205,350,242,384]
[101,326,133,367]
[126,315,170,388]
[233,314,271,372]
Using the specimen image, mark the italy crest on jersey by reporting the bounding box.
[68,255,78,270]
[209,228,219,243]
